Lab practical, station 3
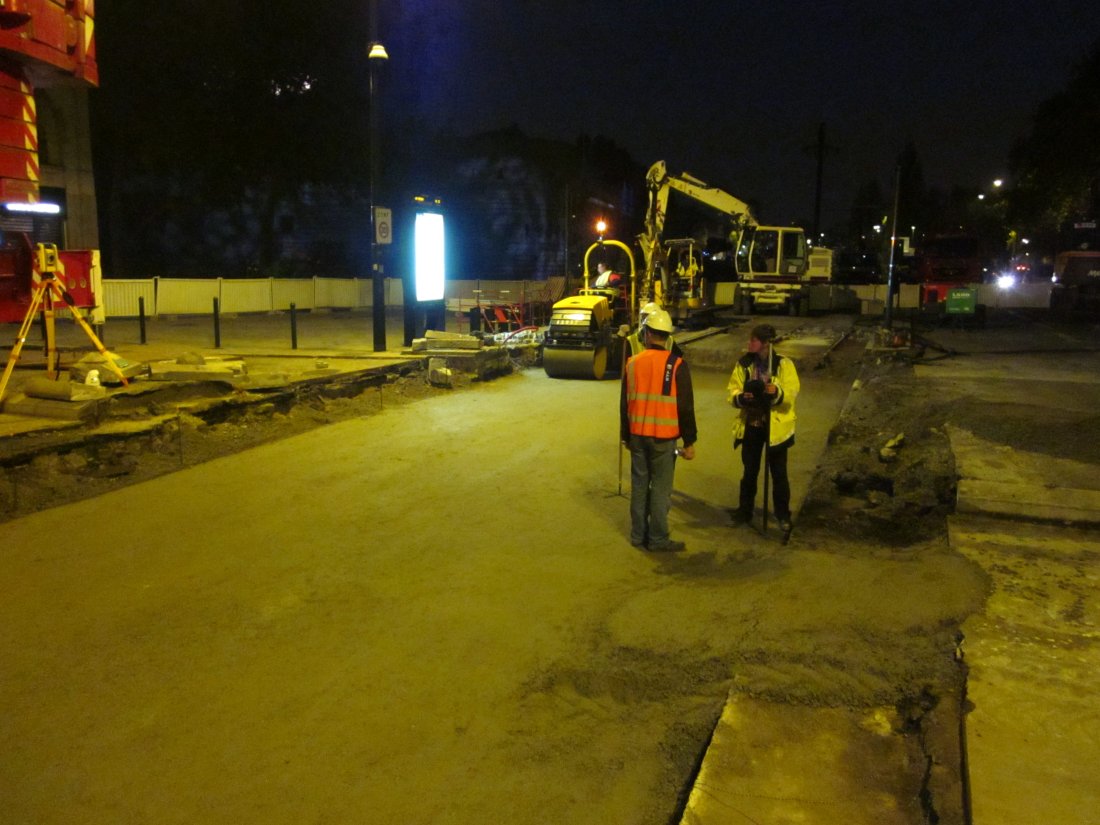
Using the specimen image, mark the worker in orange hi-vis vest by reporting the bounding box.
[619,309,697,553]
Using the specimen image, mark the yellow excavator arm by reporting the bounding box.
[640,160,759,313]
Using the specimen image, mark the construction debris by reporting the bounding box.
[412,330,482,351]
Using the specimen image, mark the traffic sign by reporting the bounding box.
[374,207,392,245]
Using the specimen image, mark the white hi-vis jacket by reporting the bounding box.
[726,350,800,447]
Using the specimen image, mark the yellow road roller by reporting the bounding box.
[542,292,626,379]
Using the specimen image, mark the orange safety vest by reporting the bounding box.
[626,348,681,439]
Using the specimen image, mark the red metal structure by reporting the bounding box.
[915,233,987,306]
[0,0,100,323]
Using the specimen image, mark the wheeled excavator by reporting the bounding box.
[640,161,814,319]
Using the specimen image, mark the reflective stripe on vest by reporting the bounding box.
[627,349,680,438]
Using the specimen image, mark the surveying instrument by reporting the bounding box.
[0,243,129,405]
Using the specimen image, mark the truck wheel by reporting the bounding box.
[788,297,800,316]
[740,294,753,315]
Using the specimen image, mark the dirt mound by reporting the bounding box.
[798,353,957,547]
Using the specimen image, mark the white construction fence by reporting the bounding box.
[96,277,1053,321]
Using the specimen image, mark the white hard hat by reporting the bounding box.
[645,309,674,334]
[639,302,661,323]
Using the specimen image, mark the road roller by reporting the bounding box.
[542,292,626,379]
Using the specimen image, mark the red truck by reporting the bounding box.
[1052,218,1100,314]
[915,233,987,307]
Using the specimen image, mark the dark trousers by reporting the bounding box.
[738,425,792,519]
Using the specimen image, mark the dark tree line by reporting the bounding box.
[845,37,1100,261]
[1008,39,1100,237]
[88,3,642,280]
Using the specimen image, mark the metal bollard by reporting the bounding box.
[213,297,221,348]
[138,296,147,344]
[290,302,298,350]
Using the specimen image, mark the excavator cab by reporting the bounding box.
[653,238,705,321]
[736,227,807,277]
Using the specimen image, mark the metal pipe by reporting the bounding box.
[138,295,147,344]
[886,164,902,330]
[290,302,298,350]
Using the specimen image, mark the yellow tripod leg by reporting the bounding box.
[0,285,48,405]
[48,279,130,387]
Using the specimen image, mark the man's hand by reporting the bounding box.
[678,444,696,461]
[765,383,778,395]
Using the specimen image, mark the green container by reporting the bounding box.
[945,287,977,315]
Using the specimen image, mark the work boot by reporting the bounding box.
[777,517,793,534]
[648,539,685,553]
[730,509,753,525]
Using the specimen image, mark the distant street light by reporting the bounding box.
[368,34,388,352]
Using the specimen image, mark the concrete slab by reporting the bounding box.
[949,516,1100,825]
[957,478,1100,524]
[948,426,1100,525]
[679,695,926,824]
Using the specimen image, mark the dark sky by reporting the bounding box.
[379,0,1097,232]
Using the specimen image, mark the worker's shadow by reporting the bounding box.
[670,489,736,531]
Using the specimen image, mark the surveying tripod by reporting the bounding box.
[0,244,129,405]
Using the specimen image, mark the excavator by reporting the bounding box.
[640,161,813,319]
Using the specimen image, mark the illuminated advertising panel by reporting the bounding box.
[414,212,445,302]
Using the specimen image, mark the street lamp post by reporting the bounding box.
[368,18,388,352]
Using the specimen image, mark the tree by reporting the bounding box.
[1008,38,1100,235]
[848,179,886,250]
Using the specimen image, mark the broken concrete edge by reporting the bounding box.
[0,359,430,467]
[677,684,968,825]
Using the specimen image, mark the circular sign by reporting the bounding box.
[375,207,393,244]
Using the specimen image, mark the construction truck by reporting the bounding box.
[1051,217,1100,315]
[640,161,813,320]
[542,239,637,379]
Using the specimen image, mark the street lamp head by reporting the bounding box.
[368,42,389,61]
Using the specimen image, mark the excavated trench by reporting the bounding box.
[0,360,440,522]
[793,349,974,823]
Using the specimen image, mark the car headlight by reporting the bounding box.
[996,273,1016,290]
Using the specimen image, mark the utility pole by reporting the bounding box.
[885,164,901,330]
[368,0,387,352]
[812,122,826,241]
[805,122,839,242]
